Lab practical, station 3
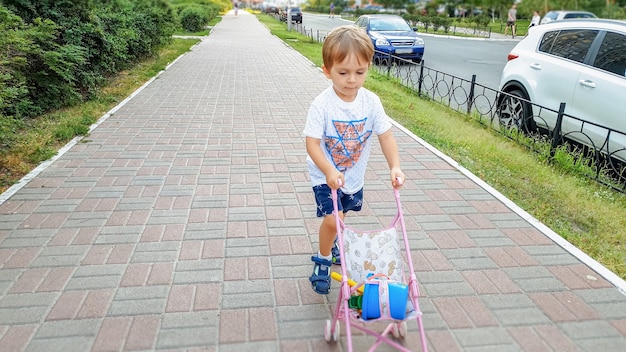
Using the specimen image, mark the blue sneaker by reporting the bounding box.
[309,256,332,294]
[331,238,341,265]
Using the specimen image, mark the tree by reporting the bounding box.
[377,0,409,10]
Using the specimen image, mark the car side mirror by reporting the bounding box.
[413,27,418,32]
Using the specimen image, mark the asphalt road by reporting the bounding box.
[420,36,517,89]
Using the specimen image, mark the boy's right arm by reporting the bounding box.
[306,136,344,189]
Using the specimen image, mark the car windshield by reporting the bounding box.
[545,12,558,20]
[369,17,411,31]
[564,13,595,19]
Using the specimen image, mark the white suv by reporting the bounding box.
[497,19,626,163]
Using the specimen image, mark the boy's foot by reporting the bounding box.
[331,238,341,265]
[309,256,332,294]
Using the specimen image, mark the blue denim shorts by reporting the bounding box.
[313,184,363,217]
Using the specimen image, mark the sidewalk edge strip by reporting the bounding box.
[391,119,626,295]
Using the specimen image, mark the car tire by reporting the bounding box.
[497,89,536,134]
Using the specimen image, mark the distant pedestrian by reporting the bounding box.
[329,2,335,18]
[234,1,238,16]
[504,3,517,38]
[529,10,541,28]
[303,25,405,295]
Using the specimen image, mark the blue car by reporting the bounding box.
[354,14,425,64]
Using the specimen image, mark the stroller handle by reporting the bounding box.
[336,177,402,188]
[332,177,404,205]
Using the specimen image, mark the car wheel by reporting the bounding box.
[497,89,536,134]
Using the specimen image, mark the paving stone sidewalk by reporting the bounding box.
[1,10,625,352]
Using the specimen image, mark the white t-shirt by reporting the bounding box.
[303,85,392,194]
[530,15,541,26]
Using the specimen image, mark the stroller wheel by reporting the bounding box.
[334,320,340,340]
[392,322,408,339]
[324,320,332,342]
[391,324,400,338]
[399,321,407,337]
[324,319,340,342]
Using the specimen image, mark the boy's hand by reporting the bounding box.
[325,170,344,190]
[390,167,405,189]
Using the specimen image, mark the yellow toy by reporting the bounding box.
[331,272,364,294]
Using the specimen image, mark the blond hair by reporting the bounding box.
[322,25,374,69]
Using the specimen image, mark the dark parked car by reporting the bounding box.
[280,6,302,24]
[354,14,424,64]
[264,3,279,14]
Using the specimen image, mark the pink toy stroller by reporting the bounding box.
[324,179,428,352]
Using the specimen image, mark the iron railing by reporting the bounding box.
[411,24,492,38]
[370,54,626,192]
[293,23,329,43]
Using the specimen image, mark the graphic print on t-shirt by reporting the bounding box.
[325,118,372,171]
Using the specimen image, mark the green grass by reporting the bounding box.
[489,19,532,36]
[256,14,626,280]
[260,16,323,66]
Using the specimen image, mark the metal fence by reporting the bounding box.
[371,55,626,192]
[411,24,492,38]
[292,23,329,43]
[288,23,626,192]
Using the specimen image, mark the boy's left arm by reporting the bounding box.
[378,130,405,189]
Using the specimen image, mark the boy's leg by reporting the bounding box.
[308,185,362,294]
[309,215,336,295]
[319,214,338,257]
[330,188,362,264]
[321,212,345,265]
[309,185,339,294]
[309,215,336,294]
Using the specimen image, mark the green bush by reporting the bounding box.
[0,6,33,118]
[171,0,222,33]
[26,18,87,111]
[431,16,452,33]
[472,14,490,27]
[404,14,452,33]
[0,0,176,120]
[179,6,209,32]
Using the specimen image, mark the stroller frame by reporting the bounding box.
[325,184,428,352]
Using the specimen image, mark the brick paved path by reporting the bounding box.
[1,10,625,352]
